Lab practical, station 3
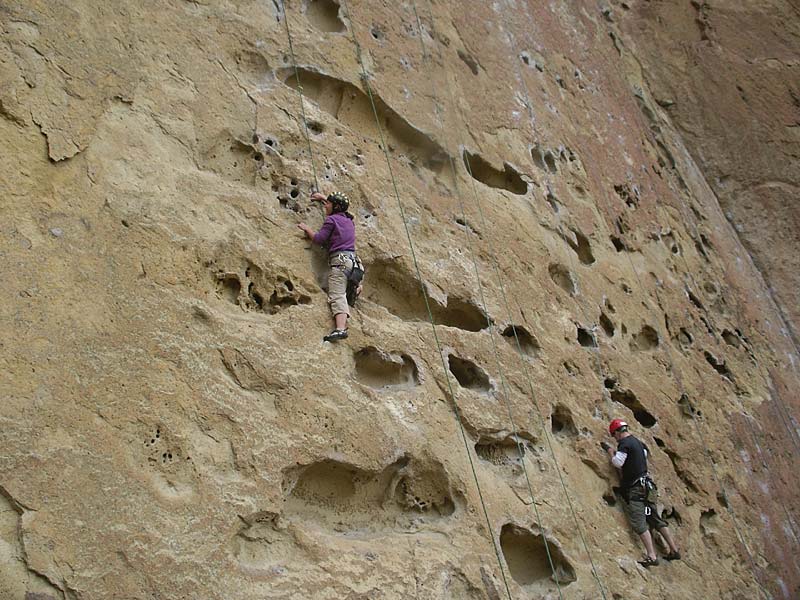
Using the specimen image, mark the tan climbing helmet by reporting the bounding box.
[327,191,350,214]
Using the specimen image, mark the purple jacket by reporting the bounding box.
[313,212,356,254]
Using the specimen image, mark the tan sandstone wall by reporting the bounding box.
[1,1,799,599]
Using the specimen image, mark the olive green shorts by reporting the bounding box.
[624,488,668,535]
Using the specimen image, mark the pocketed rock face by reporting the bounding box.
[1,2,799,600]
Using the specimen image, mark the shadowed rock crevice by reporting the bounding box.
[363,260,489,331]
[704,350,735,382]
[604,378,657,428]
[501,325,540,357]
[500,524,576,588]
[304,0,345,33]
[576,325,597,348]
[561,227,595,265]
[354,346,420,389]
[462,149,528,195]
[630,324,659,351]
[280,456,459,532]
[448,355,492,392]
[281,68,447,171]
[548,263,576,295]
[599,312,615,336]
[550,404,578,436]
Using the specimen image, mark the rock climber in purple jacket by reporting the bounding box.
[298,191,362,342]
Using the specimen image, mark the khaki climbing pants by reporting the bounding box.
[623,485,668,535]
[327,252,354,318]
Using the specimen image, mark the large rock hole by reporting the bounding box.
[281,456,458,531]
[629,324,659,351]
[448,355,492,392]
[282,68,448,171]
[548,263,576,295]
[562,228,595,265]
[216,274,241,304]
[354,346,419,390]
[576,325,597,348]
[475,436,527,466]
[462,149,528,195]
[304,0,345,33]
[551,404,578,436]
[604,378,657,427]
[500,524,576,588]
[363,260,489,331]
[501,325,540,357]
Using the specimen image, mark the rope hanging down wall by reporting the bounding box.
[407,3,568,597]
[491,4,775,596]
[411,2,611,597]
[279,1,320,192]
[569,46,774,600]
[337,0,514,595]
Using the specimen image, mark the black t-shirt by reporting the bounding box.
[617,435,649,488]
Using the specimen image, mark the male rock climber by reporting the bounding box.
[603,419,681,567]
[297,191,362,342]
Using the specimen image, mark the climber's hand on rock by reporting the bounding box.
[310,192,326,202]
[600,441,612,452]
[297,223,313,238]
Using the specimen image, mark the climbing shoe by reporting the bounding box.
[664,551,681,561]
[323,329,348,343]
[638,556,659,568]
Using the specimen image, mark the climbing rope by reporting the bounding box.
[414,1,610,598]
[479,4,774,595]
[442,0,767,595]
[619,225,771,599]
[336,1,513,596]
[409,4,565,597]
[279,0,320,191]
[584,121,772,599]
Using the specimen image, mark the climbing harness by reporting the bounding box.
[346,254,364,307]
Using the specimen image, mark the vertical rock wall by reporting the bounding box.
[1,1,798,599]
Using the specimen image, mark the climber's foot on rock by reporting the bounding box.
[638,556,659,568]
[323,329,348,343]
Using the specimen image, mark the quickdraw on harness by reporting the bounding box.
[631,474,659,515]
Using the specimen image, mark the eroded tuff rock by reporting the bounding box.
[1,1,799,599]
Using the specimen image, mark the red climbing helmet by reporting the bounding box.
[608,419,628,435]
